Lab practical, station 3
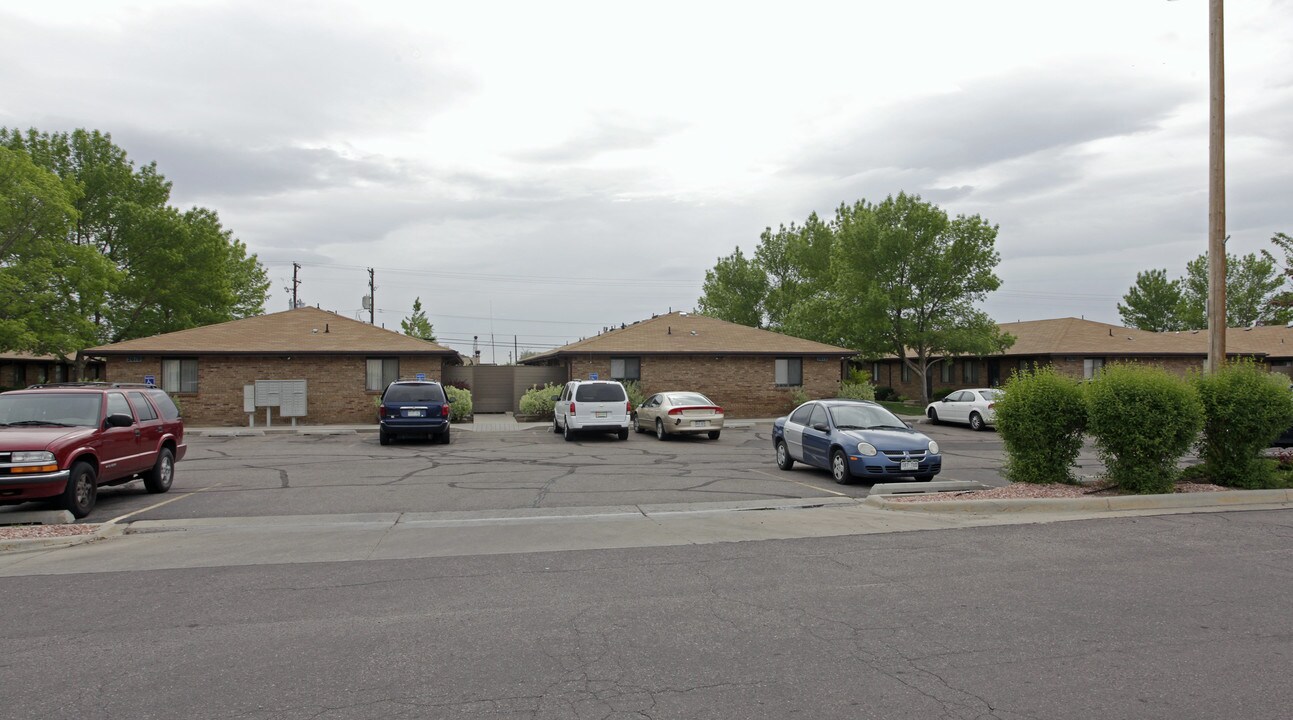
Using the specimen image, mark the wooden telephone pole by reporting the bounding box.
[1206,0,1226,373]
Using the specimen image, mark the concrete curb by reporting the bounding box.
[0,522,126,554]
[863,488,1293,513]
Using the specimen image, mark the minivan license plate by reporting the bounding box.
[407,409,425,417]
[595,411,608,418]
[900,460,918,472]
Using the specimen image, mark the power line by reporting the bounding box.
[262,260,700,288]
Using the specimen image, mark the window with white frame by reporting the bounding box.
[610,357,640,382]
[1083,357,1105,380]
[162,358,199,393]
[366,357,399,391]
[775,358,803,386]
[871,362,881,384]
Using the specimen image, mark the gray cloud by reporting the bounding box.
[513,115,687,164]
[791,67,1192,177]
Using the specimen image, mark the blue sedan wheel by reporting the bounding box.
[831,449,853,485]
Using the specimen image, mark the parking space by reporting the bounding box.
[2,421,1108,524]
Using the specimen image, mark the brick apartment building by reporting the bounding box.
[520,312,855,418]
[83,306,460,426]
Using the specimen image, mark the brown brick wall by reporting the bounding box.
[564,354,844,418]
[876,355,1215,400]
[104,354,446,426]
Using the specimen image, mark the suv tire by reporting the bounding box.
[63,461,98,519]
[143,447,175,493]
[379,430,391,446]
[617,428,629,441]
[438,427,451,445]
[563,422,575,442]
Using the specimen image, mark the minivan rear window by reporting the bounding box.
[575,384,626,402]
[385,383,446,403]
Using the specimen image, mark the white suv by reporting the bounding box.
[553,380,631,441]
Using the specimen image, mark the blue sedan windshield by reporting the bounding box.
[828,404,906,430]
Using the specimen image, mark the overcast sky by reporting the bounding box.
[3,1,1291,359]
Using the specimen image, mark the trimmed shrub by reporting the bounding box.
[444,379,471,391]
[623,380,646,410]
[932,387,957,402]
[445,385,473,422]
[838,381,876,401]
[1194,361,1293,488]
[519,382,561,416]
[1085,363,1202,494]
[874,386,898,402]
[995,366,1087,484]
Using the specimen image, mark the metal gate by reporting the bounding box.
[442,365,567,414]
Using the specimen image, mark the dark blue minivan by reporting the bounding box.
[378,380,451,445]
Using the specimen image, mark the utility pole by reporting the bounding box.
[291,262,301,309]
[367,268,376,325]
[1206,0,1226,373]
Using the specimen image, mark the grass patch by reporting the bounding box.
[877,400,927,417]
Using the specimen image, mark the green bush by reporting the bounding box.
[874,386,898,402]
[995,366,1087,484]
[847,367,872,385]
[1086,363,1201,494]
[623,380,646,410]
[445,385,473,422]
[932,387,957,401]
[1194,361,1293,488]
[519,382,562,416]
[838,381,876,401]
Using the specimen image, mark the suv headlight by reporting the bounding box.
[856,442,877,456]
[12,451,55,464]
[927,441,940,455]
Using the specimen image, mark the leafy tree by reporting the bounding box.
[829,193,1013,405]
[0,127,270,349]
[696,246,767,327]
[1260,231,1293,315]
[0,146,113,356]
[1117,269,1184,331]
[401,297,437,341]
[695,192,1012,406]
[1178,251,1287,329]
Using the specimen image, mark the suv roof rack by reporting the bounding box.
[25,382,159,390]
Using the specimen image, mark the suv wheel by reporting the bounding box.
[563,422,575,442]
[553,419,561,434]
[143,447,175,493]
[379,430,391,446]
[438,427,451,445]
[63,461,98,519]
[618,428,629,441]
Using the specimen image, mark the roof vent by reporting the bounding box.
[690,330,698,336]
[679,311,688,316]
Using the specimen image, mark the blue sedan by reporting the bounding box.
[772,399,942,484]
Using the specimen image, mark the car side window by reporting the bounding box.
[789,403,814,426]
[950,391,968,402]
[808,404,829,429]
[127,391,158,421]
[106,392,133,420]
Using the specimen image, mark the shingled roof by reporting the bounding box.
[522,312,853,363]
[995,317,1217,356]
[82,306,460,357]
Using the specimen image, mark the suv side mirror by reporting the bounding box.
[106,413,134,428]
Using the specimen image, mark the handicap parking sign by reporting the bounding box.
[589,372,598,380]
[415,373,426,381]
[143,375,156,386]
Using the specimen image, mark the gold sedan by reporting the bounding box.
[633,391,725,440]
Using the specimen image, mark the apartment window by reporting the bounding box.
[366,357,399,391]
[610,357,640,382]
[870,362,881,384]
[162,358,199,393]
[962,360,978,384]
[940,361,952,384]
[775,358,803,386]
[901,362,910,383]
[1083,358,1105,380]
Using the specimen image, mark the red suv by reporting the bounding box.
[0,383,187,519]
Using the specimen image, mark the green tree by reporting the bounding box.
[0,127,270,347]
[401,297,437,341]
[1117,268,1184,331]
[696,246,767,327]
[1178,251,1287,329]
[1260,231,1293,315]
[0,146,113,357]
[830,193,1013,406]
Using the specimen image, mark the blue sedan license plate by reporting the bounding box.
[900,460,918,472]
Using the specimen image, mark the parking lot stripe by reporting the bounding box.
[751,469,848,497]
[105,484,225,525]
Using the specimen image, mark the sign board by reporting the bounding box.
[143,375,156,386]
[589,372,598,380]
[415,373,426,381]
[243,384,255,413]
[279,379,307,417]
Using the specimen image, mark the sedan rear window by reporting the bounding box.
[667,393,713,406]
[384,383,446,403]
[575,384,626,402]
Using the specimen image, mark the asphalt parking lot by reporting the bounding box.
[2,421,1111,524]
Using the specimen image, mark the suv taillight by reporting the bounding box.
[626,401,633,413]
[378,406,387,418]
[569,402,577,414]
[441,405,451,417]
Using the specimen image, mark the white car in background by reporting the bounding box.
[925,388,1001,431]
